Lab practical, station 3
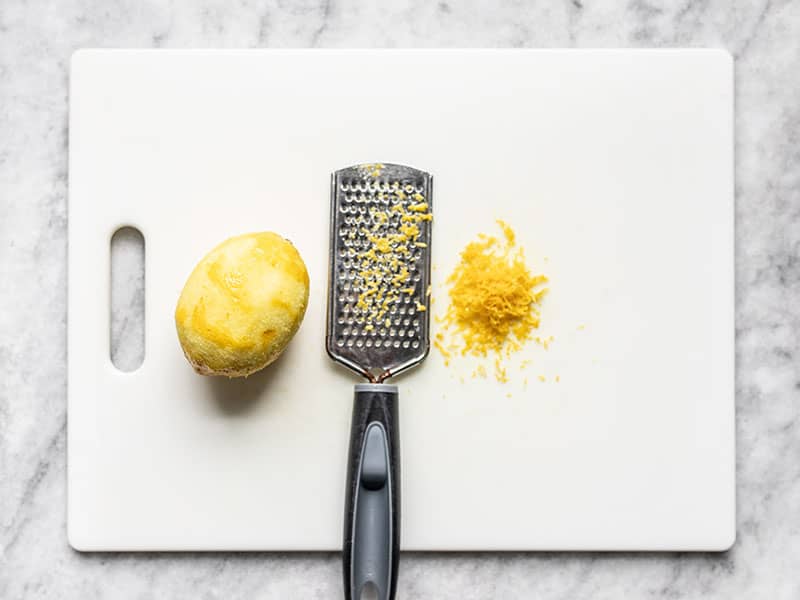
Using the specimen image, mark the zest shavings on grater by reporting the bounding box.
[328,163,433,383]
[435,220,549,383]
[351,181,432,332]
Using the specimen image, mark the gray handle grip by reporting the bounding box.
[343,384,400,600]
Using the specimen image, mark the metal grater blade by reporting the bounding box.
[326,163,433,383]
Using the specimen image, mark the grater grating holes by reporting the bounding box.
[333,176,430,345]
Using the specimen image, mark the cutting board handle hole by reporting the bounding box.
[110,226,145,372]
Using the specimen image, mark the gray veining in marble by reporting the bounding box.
[2,0,799,598]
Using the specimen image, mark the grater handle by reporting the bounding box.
[343,383,400,600]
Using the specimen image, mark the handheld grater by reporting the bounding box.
[326,163,433,600]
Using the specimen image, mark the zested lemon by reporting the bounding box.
[175,232,309,377]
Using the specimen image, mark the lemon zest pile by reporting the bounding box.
[437,220,548,382]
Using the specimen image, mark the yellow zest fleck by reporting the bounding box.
[538,375,546,382]
[372,237,391,253]
[497,219,516,246]
[399,224,419,238]
[472,364,487,379]
[361,163,384,178]
[494,358,508,383]
[555,375,560,382]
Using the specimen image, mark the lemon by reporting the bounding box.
[175,232,309,377]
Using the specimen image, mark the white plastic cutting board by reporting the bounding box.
[68,49,734,551]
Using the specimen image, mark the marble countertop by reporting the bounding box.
[2,1,799,598]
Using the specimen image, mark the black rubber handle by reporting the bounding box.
[343,384,400,600]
